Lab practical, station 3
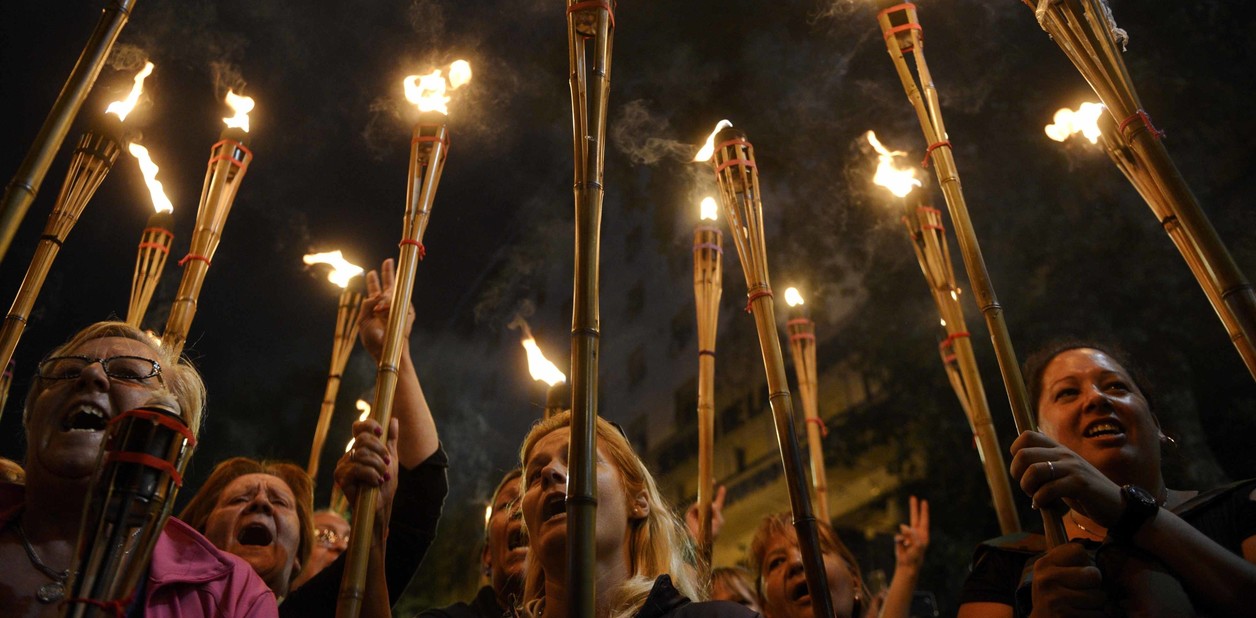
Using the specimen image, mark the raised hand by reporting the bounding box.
[358,258,416,362]
[335,417,400,513]
[685,484,727,542]
[894,495,930,569]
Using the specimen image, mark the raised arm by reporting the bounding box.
[359,258,439,468]
[879,496,929,618]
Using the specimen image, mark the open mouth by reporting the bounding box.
[789,580,810,604]
[507,527,528,550]
[61,405,109,432]
[237,523,275,547]
[541,493,566,522]
[1083,420,1124,438]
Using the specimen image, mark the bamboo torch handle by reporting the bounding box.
[336,119,446,618]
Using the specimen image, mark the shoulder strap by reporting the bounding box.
[1173,478,1256,517]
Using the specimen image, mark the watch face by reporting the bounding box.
[1125,485,1157,507]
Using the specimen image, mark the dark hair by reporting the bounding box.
[179,457,315,585]
[1023,340,1156,418]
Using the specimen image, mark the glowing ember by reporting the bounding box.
[303,250,364,288]
[1045,102,1104,144]
[700,196,718,221]
[785,287,805,307]
[693,119,733,162]
[223,90,255,132]
[404,60,473,115]
[105,62,154,122]
[867,131,922,198]
[127,143,174,214]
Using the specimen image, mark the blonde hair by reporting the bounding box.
[518,410,702,618]
[23,321,207,436]
[749,512,870,618]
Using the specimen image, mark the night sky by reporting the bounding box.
[3,0,1255,610]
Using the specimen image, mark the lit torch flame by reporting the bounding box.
[785,287,805,308]
[127,143,174,214]
[345,399,372,452]
[867,131,922,198]
[404,59,473,115]
[105,61,155,122]
[223,90,255,133]
[303,250,365,288]
[523,338,566,387]
[694,120,733,162]
[699,196,718,221]
[1045,102,1104,144]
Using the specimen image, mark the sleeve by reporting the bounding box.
[958,543,1032,608]
[280,445,449,616]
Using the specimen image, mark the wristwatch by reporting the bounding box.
[1108,484,1159,543]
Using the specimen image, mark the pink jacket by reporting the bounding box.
[0,482,278,617]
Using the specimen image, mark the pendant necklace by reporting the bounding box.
[12,520,71,604]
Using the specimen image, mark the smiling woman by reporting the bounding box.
[958,341,1256,618]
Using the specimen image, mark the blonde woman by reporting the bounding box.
[519,411,759,618]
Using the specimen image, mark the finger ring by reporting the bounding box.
[1046,460,1056,481]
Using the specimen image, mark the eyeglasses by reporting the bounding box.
[37,355,162,383]
[315,526,348,548]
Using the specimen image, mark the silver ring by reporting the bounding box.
[1046,460,1056,481]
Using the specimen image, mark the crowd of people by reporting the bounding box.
[0,258,1252,618]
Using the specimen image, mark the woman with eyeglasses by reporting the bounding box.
[0,320,278,617]
[290,509,351,590]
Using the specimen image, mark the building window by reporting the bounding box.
[674,376,698,427]
[734,447,747,473]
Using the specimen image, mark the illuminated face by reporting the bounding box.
[484,477,527,597]
[26,337,164,481]
[202,473,303,596]
[292,511,349,590]
[521,428,641,577]
[760,529,857,618]
[1035,348,1160,481]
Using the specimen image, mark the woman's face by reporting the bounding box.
[521,428,641,575]
[26,336,165,481]
[760,529,857,618]
[485,477,527,594]
[202,472,303,596]
[1035,348,1160,480]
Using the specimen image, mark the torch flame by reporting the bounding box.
[303,250,365,288]
[356,399,371,421]
[785,287,805,307]
[223,90,255,132]
[699,196,718,221]
[127,143,174,214]
[867,131,922,198]
[105,62,155,122]
[1045,102,1104,144]
[522,337,566,387]
[693,119,733,162]
[404,60,473,115]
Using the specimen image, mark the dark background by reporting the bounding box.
[2,1,1254,613]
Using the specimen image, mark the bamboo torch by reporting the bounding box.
[867,130,1021,534]
[509,316,569,418]
[697,122,835,618]
[693,195,723,566]
[1027,0,1256,383]
[782,287,830,524]
[303,251,365,479]
[125,142,175,328]
[565,2,615,614]
[336,60,469,617]
[0,360,13,419]
[0,63,153,409]
[876,3,1066,546]
[161,90,255,357]
[0,0,138,264]
[1045,102,1256,377]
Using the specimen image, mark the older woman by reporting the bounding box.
[958,342,1256,618]
[519,410,758,618]
[0,321,276,618]
[749,497,929,618]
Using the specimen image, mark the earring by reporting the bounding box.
[1160,433,1178,449]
